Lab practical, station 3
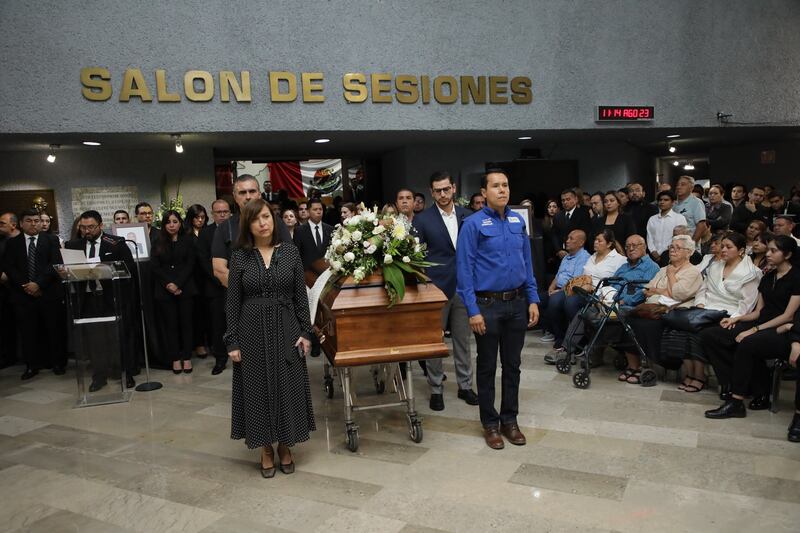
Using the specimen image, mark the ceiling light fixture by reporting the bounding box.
[668,143,677,153]
[683,163,695,170]
[672,161,680,166]
[517,136,532,140]
[666,134,681,139]
[314,138,331,144]
[82,141,101,146]
[46,144,59,163]
[172,134,184,153]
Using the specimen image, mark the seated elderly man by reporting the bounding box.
[542,230,590,351]
[618,235,703,384]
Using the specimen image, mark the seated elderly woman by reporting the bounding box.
[703,235,800,417]
[618,235,703,384]
[677,232,762,393]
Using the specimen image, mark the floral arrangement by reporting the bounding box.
[154,194,186,228]
[325,205,436,306]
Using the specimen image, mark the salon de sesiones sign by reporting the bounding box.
[79,68,532,105]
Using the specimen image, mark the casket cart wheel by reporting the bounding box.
[573,371,591,389]
[324,377,334,399]
[345,424,359,452]
[639,368,658,387]
[555,358,572,375]
[408,416,423,443]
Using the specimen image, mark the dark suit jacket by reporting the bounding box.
[2,232,63,303]
[196,224,225,298]
[150,234,198,300]
[551,206,593,252]
[293,221,333,270]
[64,233,136,277]
[411,205,471,298]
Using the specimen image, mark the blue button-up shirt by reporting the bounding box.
[610,256,660,306]
[456,206,539,317]
[555,249,590,289]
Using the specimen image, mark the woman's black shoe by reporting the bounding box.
[705,399,746,419]
[788,414,800,443]
[172,368,182,374]
[748,395,771,411]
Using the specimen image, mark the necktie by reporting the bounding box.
[566,211,571,221]
[315,225,322,249]
[89,239,97,259]
[27,236,37,281]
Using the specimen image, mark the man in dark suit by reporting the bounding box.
[0,212,21,368]
[65,210,137,391]
[730,185,770,234]
[551,188,593,256]
[293,198,333,270]
[1,209,65,380]
[198,199,231,375]
[412,171,478,411]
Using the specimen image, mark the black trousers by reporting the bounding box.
[474,295,528,427]
[730,328,793,403]
[192,295,210,349]
[160,294,194,362]
[700,321,772,394]
[208,294,227,365]
[16,296,66,370]
[0,288,18,366]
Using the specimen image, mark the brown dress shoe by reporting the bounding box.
[500,423,527,446]
[483,426,505,450]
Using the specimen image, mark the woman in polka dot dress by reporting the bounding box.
[224,199,316,478]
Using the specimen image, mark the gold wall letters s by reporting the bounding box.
[80,67,112,101]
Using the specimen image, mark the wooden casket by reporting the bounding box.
[315,271,449,367]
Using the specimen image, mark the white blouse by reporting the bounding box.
[694,256,762,318]
[582,249,627,287]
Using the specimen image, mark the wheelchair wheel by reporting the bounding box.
[573,371,591,389]
[613,354,628,371]
[640,368,657,387]
[555,358,572,375]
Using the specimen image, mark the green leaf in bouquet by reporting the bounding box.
[382,263,405,307]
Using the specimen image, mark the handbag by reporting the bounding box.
[662,307,728,333]
[629,302,669,320]
[564,275,592,297]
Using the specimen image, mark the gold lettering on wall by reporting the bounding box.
[80,67,112,101]
[184,70,214,102]
[301,72,325,103]
[269,71,297,102]
[220,71,252,102]
[394,75,419,104]
[343,73,368,103]
[119,68,153,102]
[489,76,508,104]
[371,73,392,103]
[156,69,180,102]
[433,76,458,104]
[510,76,533,104]
[460,76,486,104]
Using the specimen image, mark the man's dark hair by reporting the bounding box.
[731,183,747,193]
[775,214,795,225]
[134,202,152,214]
[591,191,604,199]
[235,173,258,185]
[18,208,39,220]
[79,210,102,224]
[469,192,483,203]
[396,188,414,198]
[751,185,766,193]
[308,198,324,209]
[560,188,577,198]
[414,192,426,201]
[429,170,453,187]
[617,187,629,195]
[481,167,508,189]
[768,191,783,200]
[113,209,129,219]
[657,190,677,201]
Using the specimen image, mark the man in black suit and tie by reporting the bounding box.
[551,188,593,257]
[1,209,65,380]
[412,171,478,411]
[65,210,137,391]
[198,199,231,375]
[293,198,333,270]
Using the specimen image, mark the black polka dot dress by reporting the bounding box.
[224,243,316,449]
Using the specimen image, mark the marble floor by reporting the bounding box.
[1,332,799,533]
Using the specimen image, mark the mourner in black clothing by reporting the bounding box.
[65,210,137,391]
[768,191,800,235]
[730,185,770,234]
[1,209,65,380]
[151,210,197,374]
[551,188,593,255]
[624,183,658,238]
[592,191,636,249]
[293,198,333,270]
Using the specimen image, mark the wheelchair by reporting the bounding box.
[554,277,656,389]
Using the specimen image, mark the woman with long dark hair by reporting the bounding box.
[225,199,315,477]
[749,231,773,274]
[151,210,197,373]
[593,191,636,250]
[185,204,208,238]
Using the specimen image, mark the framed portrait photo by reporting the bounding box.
[508,205,533,236]
[111,222,151,261]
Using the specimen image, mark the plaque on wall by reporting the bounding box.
[0,189,58,232]
[71,186,139,227]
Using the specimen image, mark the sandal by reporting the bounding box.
[618,368,636,382]
[625,369,642,384]
[277,443,295,475]
[678,375,695,391]
[684,378,706,393]
[260,446,276,478]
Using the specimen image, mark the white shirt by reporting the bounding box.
[437,205,458,249]
[24,233,39,257]
[694,256,762,318]
[308,221,324,245]
[582,249,627,287]
[565,206,576,220]
[647,210,687,254]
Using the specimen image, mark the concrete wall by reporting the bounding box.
[709,140,800,193]
[0,148,216,240]
[1,0,798,134]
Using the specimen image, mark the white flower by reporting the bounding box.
[353,267,365,282]
[349,215,362,226]
[392,224,407,239]
[344,252,356,262]
[364,211,375,222]
[332,239,342,247]
[372,225,386,235]
[331,260,342,271]
[366,244,377,254]
[383,254,393,264]
[402,256,411,263]
[414,244,421,253]
[341,235,351,245]
[414,237,420,244]
[351,230,362,241]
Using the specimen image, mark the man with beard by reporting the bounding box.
[625,182,658,239]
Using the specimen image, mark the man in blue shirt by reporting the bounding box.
[611,234,660,308]
[541,230,590,351]
[456,169,539,450]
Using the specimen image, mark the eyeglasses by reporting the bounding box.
[668,245,689,251]
[625,243,644,249]
[78,224,99,231]
[432,186,452,195]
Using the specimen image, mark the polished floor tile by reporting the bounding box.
[0,331,798,532]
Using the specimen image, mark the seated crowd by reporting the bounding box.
[0,173,799,444]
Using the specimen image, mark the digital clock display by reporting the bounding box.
[596,106,654,121]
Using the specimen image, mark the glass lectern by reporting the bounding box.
[56,261,133,407]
